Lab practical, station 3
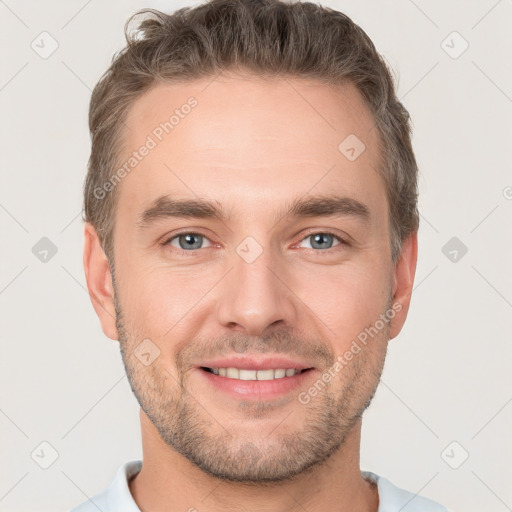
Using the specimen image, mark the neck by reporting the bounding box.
[129,410,379,512]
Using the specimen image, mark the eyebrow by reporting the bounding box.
[136,193,370,229]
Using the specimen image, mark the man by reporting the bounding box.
[71,0,449,510]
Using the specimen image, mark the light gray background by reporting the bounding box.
[1,1,511,511]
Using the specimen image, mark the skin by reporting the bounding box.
[83,72,417,512]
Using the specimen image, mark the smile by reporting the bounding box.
[201,367,309,380]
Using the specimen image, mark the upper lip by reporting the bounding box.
[197,355,314,371]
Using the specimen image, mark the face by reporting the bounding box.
[84,73,417,483]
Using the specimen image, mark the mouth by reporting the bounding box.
[196,365,316,400]
[200,366,313,380]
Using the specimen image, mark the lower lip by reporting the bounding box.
[197,368,316,400]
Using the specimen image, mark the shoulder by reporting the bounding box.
[362,471,452,512]
[68,460,142,512]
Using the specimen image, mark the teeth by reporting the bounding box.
[226,367,239,379]
[255,369,274,381]
[239,369,257,380]
[210,367,303,380]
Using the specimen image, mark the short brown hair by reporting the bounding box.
[83,0,419,266]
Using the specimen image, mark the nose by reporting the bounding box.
[216,244,299,336]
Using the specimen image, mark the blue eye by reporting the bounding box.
[298,232,343,250]
[166,233,212,251]
[162,230,346,256]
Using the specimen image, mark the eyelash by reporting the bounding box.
[161,230,349,256]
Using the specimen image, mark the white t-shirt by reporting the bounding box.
[69,460,451,512]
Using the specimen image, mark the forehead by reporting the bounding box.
[117,74,384,222]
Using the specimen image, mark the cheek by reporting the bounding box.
[300,266,390,343]
[118,250,392,350]
[120,265,215,339]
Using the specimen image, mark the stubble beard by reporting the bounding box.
[113,278,388,485]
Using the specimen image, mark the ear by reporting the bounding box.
[389,231,418,339]
[83,222,118,340]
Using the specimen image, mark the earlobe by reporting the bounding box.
[83,222,119,340]
[389,231,418,340]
